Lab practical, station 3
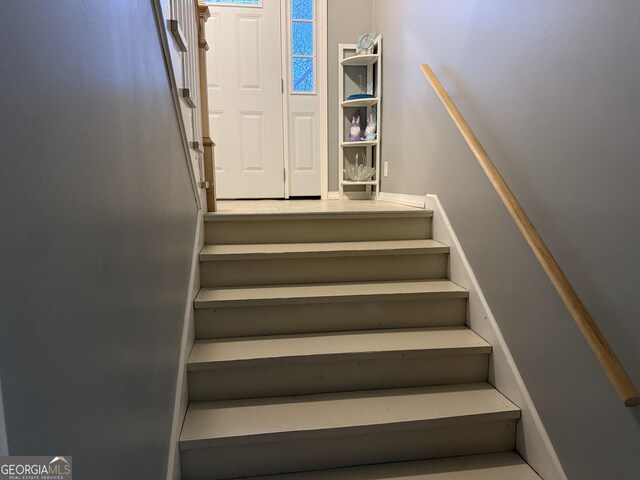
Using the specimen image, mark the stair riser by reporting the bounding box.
[200,253,448,287]
[180,419,517,480]
[195,297,467,339]
[188,353,489,401]
[238,453,542,480]
[205,217,432,245]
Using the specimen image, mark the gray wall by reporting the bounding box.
[374,1,640,478]
[0,1,197,478]
[328,0,373,191]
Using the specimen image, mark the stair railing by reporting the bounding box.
[420,64,640,407]
[197,2,217,212]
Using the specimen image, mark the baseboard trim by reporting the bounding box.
[378,191,427,209]
[425,193,567,480]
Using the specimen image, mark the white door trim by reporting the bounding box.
[279,0,291,198]
[317,0,328,199]
[281,0,328,198]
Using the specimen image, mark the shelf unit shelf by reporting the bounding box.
[338,36,382,200]
[340,140,379,148]
[341,98,379,108]
[340,54,380,67]
[341,180,378,186]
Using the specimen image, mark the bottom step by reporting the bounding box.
[239,452,541,479]
[180,384,519,479]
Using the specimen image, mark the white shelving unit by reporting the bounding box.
[338,36,382,199]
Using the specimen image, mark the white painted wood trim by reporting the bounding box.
[283,0,327,198]
[337,44,346,199]
[151,0,202,210]
[425,193,567,480]
[375,35,382,199]
[378,191,427,209]
[327,191,340,200]
[280,0,291,199]
[317,0,329,199]
[166,209,204,480]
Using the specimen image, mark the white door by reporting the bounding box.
[206,0,285,199]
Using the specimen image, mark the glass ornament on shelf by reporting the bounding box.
[343,153,376,182]
[346,75,374,101]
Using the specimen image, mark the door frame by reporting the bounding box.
[279,0,328,199]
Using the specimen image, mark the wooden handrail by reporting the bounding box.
[197,2,217,212]
[420,64,640,407]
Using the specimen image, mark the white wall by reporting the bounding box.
[0,1,198,477]
[373,1,640,478]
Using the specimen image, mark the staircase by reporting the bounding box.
[179,206,542,480]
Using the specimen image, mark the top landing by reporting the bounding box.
[205,200,432,221]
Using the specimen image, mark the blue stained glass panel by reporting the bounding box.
[292,57,314,92]
[292,0,313,20]
[205,0,261,5]
[291,21,313,56]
